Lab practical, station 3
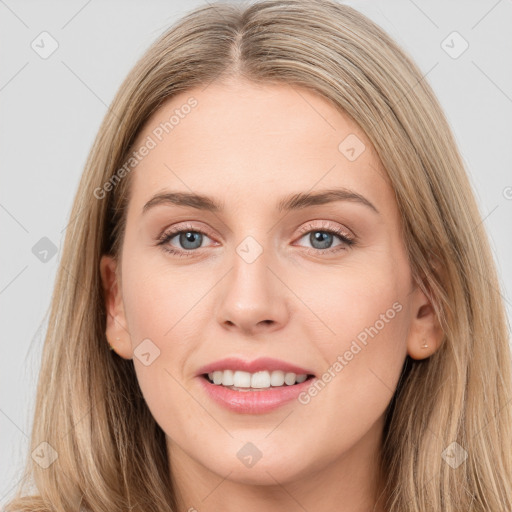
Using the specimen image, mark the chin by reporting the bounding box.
[198,446,317,486]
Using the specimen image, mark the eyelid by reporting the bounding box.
[296,220,355,240]
[158,219,354,240]
[157,221,217,243]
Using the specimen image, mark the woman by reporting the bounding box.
[5,1,512,511]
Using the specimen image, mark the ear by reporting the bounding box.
[99,254,133,360]
[406,282,444,360]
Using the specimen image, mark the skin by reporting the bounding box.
[100,77,443,512]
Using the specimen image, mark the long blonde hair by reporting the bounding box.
[5,1,512,510]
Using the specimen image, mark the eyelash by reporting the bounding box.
[156,221,356,258]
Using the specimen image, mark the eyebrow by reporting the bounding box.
[142,188,379,215]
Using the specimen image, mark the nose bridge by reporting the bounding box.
[215,230,289,334]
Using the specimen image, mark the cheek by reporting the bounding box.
[325,275,407,362]
[121,252,201,345]
[284,265,409,461]
[120,257,202,428]
[297,259,409,406]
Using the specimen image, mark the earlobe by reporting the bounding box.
[406,287,444,360]
[99,254,133,360]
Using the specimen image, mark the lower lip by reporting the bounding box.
[198,375,315,414]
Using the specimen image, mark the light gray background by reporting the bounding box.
[1,0,511,502]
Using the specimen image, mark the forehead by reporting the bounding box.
[126,79,391,216]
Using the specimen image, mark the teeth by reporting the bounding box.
[206,369,309,388]
[233,371,251,388]
[251,371,270,389]
[270,370,285,386]
[222,369,234,386]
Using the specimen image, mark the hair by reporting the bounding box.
[5,0,512,510]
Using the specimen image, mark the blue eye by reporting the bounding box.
[156,221,356,258]
[157,225,213,257]
[172,231,204,250]
[295,227,355,255]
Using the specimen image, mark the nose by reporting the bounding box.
[215,246,290,337]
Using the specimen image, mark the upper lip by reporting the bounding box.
[197,357,314,377]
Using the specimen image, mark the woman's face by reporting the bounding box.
[101,79,437,492]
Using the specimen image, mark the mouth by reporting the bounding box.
[197,369,316,415]
[202,370,315,391]
[196,358,317,413]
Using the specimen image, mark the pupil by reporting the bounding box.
[176,230,334,251]
[311,231,332,249]
[180,231,202,250]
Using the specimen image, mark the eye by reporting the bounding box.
[156,223,216,257]
[295,221,356,255]
[155,220,356,258]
